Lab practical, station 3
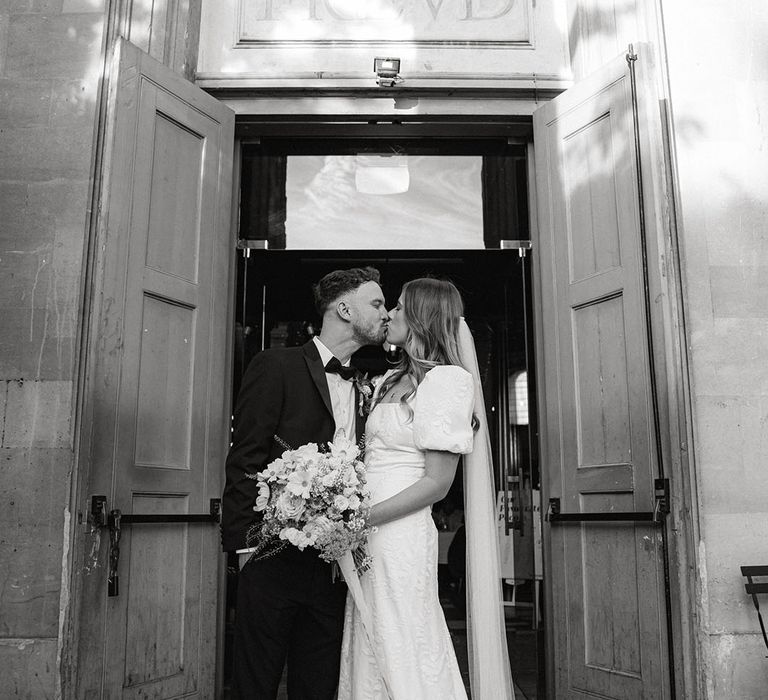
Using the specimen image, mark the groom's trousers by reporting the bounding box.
[233,546,347,700]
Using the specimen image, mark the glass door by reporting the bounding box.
[225,137,544,699]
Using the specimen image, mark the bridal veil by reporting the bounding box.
[458,318,516,700]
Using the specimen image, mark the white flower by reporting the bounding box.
[327,456,344,470]
[329,435,359,462]
[279,527,306,548]
[275,491,305,520]
[300,525,319,547]
[286,469,313,499]
[262,458,287,482]
[254,483,271,511]
[334,494,350,511]
[292,442,320,463]
[304,515,334,541]
[347,494,361,510]
[279,524,319,549]
[321,470,339,488]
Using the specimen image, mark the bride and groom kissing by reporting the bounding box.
[222,267,514,700]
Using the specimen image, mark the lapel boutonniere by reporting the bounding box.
[353,373,375,417]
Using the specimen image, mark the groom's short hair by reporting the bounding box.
[313,266,381,315]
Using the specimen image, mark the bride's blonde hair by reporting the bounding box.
[376,278,465,417]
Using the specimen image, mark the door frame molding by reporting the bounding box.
[630,47,703,698]
[65,86,698,697]
[223,107,698,697]
[61,15,126,692]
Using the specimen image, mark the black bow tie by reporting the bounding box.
[324,357,357,381]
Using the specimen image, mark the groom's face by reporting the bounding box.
[346,281,389,345]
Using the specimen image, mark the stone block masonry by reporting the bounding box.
[0,2,106,697]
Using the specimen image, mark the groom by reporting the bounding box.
[222,267,389,700]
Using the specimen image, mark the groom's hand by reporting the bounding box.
[238,552,251,571]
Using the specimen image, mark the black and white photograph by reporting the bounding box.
[1,1,766,698]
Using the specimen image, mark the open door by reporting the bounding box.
[533,48,672,697]
[73,39,234,698]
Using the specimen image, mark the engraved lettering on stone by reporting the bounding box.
[424,0,448,21]
[323,0,402,21]
[461,0,514,20]
[241,0,529,43]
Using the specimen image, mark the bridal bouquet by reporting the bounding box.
[245,434,373,573]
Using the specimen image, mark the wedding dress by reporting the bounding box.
[337,365,474,700]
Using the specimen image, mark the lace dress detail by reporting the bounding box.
[337,366,474,700]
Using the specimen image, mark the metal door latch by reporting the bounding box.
[88,497,222,597]
[547,479,670,524]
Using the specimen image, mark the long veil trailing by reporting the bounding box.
[458,318,515,699]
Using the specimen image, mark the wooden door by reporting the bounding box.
[74,39,234,698]
[533,50,670,698]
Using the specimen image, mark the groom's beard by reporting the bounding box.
[352,320,388,346]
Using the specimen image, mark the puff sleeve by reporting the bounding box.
[413,365,475,454]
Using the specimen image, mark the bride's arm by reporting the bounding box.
[367,450,459,527]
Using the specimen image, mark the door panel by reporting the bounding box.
[534,51,669,698]
[75,39,234,698]
[123,495,189,687]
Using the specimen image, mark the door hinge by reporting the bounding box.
[654,477,670,520]
[89,494,108,529]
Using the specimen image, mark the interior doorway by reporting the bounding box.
[225,136,544,698]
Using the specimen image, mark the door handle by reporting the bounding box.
[546,478,669,524]
[88,496,221,596]
[89,495,221,526]
[108,499,222,525]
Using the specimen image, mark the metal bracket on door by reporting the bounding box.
[89,494,108,528]
[237,238,268,257]
[547,478,669,524]
[88,496,222,597]
[500,239,532,257]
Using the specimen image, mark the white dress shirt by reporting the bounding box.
[312,336,356,442]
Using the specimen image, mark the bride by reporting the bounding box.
[337,278,515,700]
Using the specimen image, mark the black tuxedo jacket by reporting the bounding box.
[221,340,364,552]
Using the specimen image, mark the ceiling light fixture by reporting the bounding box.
[354,155,410,195]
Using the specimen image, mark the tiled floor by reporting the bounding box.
[266,603,541,699]
[445,600,542,699]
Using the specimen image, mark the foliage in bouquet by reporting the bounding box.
[245,434,373,572]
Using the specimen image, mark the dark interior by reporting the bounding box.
[225,136,544,698]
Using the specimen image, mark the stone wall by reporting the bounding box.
[5,0,765,695]
[0,1,106,697]
[662,1,768,697]
[0,1,204,695]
